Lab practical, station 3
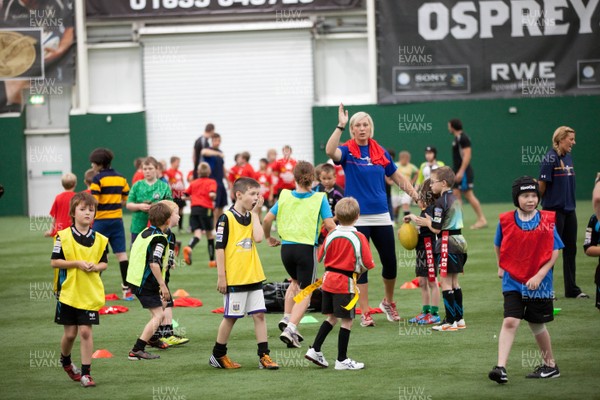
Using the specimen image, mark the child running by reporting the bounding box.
[209,177,278,370]
[52,192,109,387]
[126,202,173,360]
[489,176,563,383]
[262,161,335,348]
[304,197,375,370]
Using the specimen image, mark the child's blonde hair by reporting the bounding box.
[198,162,211,178]
[431,166,455,188]
[159,199,178,214]
[61,173,77,190]
[335,197,360,225]
[84,169,96,186]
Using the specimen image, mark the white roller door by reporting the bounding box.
[141,28,314,175]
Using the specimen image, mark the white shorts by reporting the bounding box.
[399,192,412,206]
[223,289,266,318]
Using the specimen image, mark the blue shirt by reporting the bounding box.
[335,144,397,215]
[495,210,564,298]
[204,149,225,186]
[539,149,576,212]
[270,190,333,245]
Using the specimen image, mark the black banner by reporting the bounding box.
[86,0,362,19]
[377,1,600,103]
[0,0,75,113]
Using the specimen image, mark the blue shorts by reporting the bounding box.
[214,185,228,209]
[93,218,127,253]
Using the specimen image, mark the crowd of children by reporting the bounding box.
[45,119,597,387]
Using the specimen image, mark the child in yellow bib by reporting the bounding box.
[209,177,278,370]
[51,192,109,388]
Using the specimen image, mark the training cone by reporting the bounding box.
[398,222,418,250]
[173,289,189,297]
[300,315,319,324]
[92,349,113,359]
[411,278,420,287]
[553,308,562,315]
[172,319,179,329]
[400,281,419,289]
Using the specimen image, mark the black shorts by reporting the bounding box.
[281,244,317,289]
[173,198,186,209]
[415,248,438,278]
[503,291,554,323]
[136,294,163,309]
[190,206,214,231]
[322,291,355,319]
[436,252,467,274]
[214,185,228,209]
[54,302,100,325]
[453,167,474,191]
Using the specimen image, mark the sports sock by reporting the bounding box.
[165,324,174,337]
[178,214,183,230]
[150,330,161,343]
[208,239,215,261]
[60,353,72,367]
[287,322,297,332]
[442,290,456,323]
[189,237,200,249]
[133,338,147,352]
[312,321,334,352]
[81,364,90,376]
[213,342,227,358]
[337,328,351,362]
[257,342,269,357]
[431,306,439,316]
[422,305,430,314]
[119,260,129,286]
[454,287,463,319]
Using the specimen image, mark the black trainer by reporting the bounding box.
[488,365,508,384]
[526,364,560,379]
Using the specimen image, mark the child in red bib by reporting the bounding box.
[489,176,563,384]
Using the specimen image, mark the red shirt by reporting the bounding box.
[132,169,144,185]
[318,226,375,294]
[334,164,345,189]
[164,168,185,199]
[273,157,297,194]
[49,191,76,237]
[255,170,272,198]
[228,163,256,185]
[185,177,217,209]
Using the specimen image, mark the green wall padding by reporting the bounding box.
[0,114,27,216]
[70,112,148,192]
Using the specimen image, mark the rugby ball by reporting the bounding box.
[398,222,418,250]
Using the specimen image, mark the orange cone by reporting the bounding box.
[400,281,419,289]
[173,289,190,297]
[92,349,113,359]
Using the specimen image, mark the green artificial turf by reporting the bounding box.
[1,202,598,400]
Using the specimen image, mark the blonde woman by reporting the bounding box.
[539,126,587,299]
[325,103,418,326]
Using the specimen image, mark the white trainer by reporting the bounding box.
[305,347,328,367]
[334,358,364,370]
